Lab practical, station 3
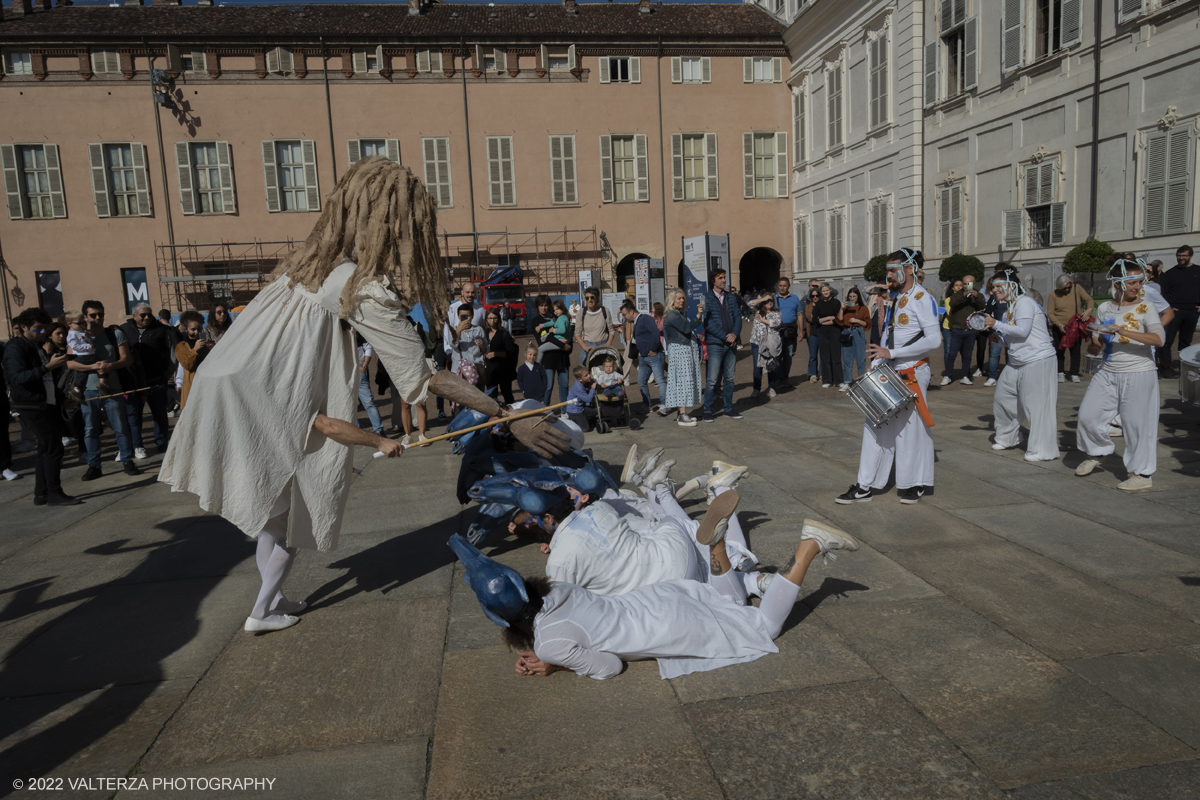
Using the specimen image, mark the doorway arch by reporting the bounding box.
[738,247,783,295]
[615,252,650,298]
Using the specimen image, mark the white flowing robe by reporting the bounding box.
[159,262,433,551]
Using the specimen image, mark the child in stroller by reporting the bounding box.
[594,354,625,401]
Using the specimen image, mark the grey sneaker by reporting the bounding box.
[133,447,148,460]
[799,518,860,565]
[705,466,749,504]
[1075,458,1100,477]
[641,459,676,495]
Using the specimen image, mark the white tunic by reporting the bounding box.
[876,284,941,370]
[159,262,433,551]
[545,501,695,596]
[1094,300,1163,373]
[534,581,778,680]
[993,295,1055,366]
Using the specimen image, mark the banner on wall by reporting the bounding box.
[634,258,650,313]
[121,268,149,316]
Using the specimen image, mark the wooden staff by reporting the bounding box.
[373,401,572,457]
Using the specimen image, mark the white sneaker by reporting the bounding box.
[706,466,749,504]
[401,434,412,446]
[114,453,121,463]
[647,375,657,385]
[756,572,775,596]
[134,447,148,460]
[972,369,983,377]
[822,383,831,388]
[711,460,741,475]
[959,377,972,386]
[641,459,676,495]
[768,388,777,398]
[1108,425,1123,439]
[799,518,860,565]
[992,442,1012,450]
[1075,458,1100,477]
[244,614,300,632]
[621,445,640,483]
[673,476,704,500]
[2,468,19,481]
[1070,375,1081,383]
[940,376,952,386]
[1117,474,1152,491]
[631,448,666,487]
[838,383,849,392]
[61,436,73,447]
[418,433,431,446]
[985,378,997,387]
[1057,373,1066,383]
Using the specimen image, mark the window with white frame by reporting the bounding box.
[265,47,294,75]
[744,57,782,84]
[353,47,384,74]
[828,207,846,269]
[422,137,453,208]
[940,183,964,255]
[795,217,809,272]
[599,57,640,84]
[1003,160,1065,249]
[1002,0,1082,74]
[1142,127,1193,237]
[753,134,776,198]
[266,140,318,212]
[792,87,806,164]
[477,46,506,73]
[927,4,977,105]
[1118,0,1181,24]
[416,49,443,73]
[174,141,236,216]
[348,138,400,165]
[671,56,711,84]
[549,135,578,205]
[1,144,66,219]
[92,143,151,218]
[91,48,120,74]
[868,33,889,128]
[486,136,516,207]
[827,63,844,149]
[671,133,718,201]
[610,135,637,202]
[870,197,890,256]
[3,50,33,75]
[743,132,788,199]
[599,134,648,203]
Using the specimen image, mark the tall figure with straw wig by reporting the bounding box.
[159,158,571,632]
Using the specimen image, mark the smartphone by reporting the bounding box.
[965,282,974,291]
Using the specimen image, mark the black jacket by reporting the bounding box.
[119,318,177,388]
[3,336,59,410]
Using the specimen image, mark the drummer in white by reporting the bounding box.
[836,248,940,505]
[1075,259,1164,491]
[982,269,1060,461]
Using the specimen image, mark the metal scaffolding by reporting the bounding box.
[438,226,616,295]
[154,239,296,311]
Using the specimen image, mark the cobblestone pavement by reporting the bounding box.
[2,351,1198,799]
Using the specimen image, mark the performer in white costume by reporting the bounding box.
[1075,259,1164,491]
[160,159,570,633]
[837,248,940,505]
[983,269,1060,461]
[447,492,860,680]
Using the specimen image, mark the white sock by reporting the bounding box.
[250,531,298,620]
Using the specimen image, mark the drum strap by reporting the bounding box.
[897,359,935,428]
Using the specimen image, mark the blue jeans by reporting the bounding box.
[704,342,737,415]
[637,352,666,409]
[807,333,819,377]
[543,370,569,405]
[941,328,952,368]
[945,329,977,379]
[988,341,1003,379]
[82,390,132,467]
[125,384,169,450]
[358,372,383,434]
[842,327,866,379]
[750,344,778,391]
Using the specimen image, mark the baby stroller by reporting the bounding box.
[585,345,638,434]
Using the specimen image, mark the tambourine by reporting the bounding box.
[966,312,989,331]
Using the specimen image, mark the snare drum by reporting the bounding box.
[1082,353,1105,375]
[846,363,918,427]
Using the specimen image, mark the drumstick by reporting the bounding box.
[372,401,572,457]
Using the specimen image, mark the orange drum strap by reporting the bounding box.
[897,359,934,428]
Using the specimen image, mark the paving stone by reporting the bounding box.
[1065,645,1200,749]
[1006,758,1200,800]
[0,553,146,640]
[989,472,1194,535]
[119,738,429,800]
[684,679,1006,799]
[142,595,447,770]
[0,679,195,790]
[426,647,724,800]
[819,597,1195,787]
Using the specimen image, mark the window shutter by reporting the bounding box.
[174,141,194,216]
[742,133,755,199]
[266,47,279,74]
[1049,202,1066,246]
[1002,0,1023,74]
[89,143,111,218]
[167,45,182,74]
[278,48,293,74]
[1144,131,1168,235]
[772,57,783,83]
[568,45,576,71]
[302,139,320,211]
[829,212,844,268]
[827,67,842,147]
[963,17,978,91]
[870,36,888,128]
[216,140,236,214]
[795,218,808,272]
[599,135,614,203]
[630,57,641,84]
[671,133,684,200]
[1118,0,1145,24]
[193,51,207,74]
[261,140,280,213]
[671,57,682,84]
[940,0,953,31]
[950,185,962,254]
[386,139,401,164]
[1164,129,1193,234]
[701,57,711,83]
[1,145,26,219]
[540,45,549,71]
[435,137,451,208]
[475,45,483,70]
[1003,209,1024,250]
[1060,0,1083,48]
[495,48,507,73]
[635,133,649,202]
[705,132,719,200]
[433,51,444,72]
[940,186,952,254]
[132,142,151,216]
[423,138,438,199]
[562,135,577,204]
[487,137,504,206]
[44,144,66,218]
[501,136,518,205]
[1039,161,1054,205]
[1024,163,1039,207]
[550,136,564,204]
[774,132,788,197]
[353,50,368,74]
[347,139,362,166]
[743,57,753,83]
[416,50,430,73]
[599,56,610,84]
[924,41,938,107]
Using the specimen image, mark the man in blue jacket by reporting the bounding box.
[773,276,804,385]
[621,300,666,414]
[701,269,744,422]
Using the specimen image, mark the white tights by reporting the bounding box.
[250,510,299,620]
[649,485,762,595]
[710,570,801,640]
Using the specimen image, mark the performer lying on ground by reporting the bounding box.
[448,493,859,679]
[160,158,571,633]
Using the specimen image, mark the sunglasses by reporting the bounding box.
[136,312,151,318]
[29,326,47,334]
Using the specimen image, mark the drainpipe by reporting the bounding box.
[1086,0,1102,240]
[145,37,179,309]
[460,36,480,270]
[321,37,338,184]
[656,37,667,266]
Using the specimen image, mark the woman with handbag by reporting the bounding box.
[482,309,517,405]
[1048,274,1095,383]
[748,294,782,399]
[840,286,871,384]
[663,289,702,426]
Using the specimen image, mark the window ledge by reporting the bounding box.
[867,122,892,138]
[1011,48,1074,80]
[823,145,845,159]
[929,92,970,114]
[1128,0,1199,25]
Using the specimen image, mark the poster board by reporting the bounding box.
[634,258,651,313]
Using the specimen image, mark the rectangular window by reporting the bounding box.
[827,65,844,148]
[940,184,964,255]
[174,141,234,216]
[600,134,647,203]
[181,56,194,73]
[88,142,150,218]
[548,55,569,71]
[483,54,496,72]
[753,133,776,198]
[549,135,578,205]
[266,47,294,75]
[829,209,846,269]
[422,137,453,208]
[366,53,379,73]
[107,144,138,217]
[91,48,120,75]
[671,133,718,201]
[793,89,806,164]
[871,198,890,257]
[945,28,966,98]
[486,136,516,207]
[4,50,33,75]
[603,57,641,84]
[193,142,223,214]
[416,49,443,73]
[751,57,776,83]
[671,56,710,84]
[347,138,400,165]
[682,57,702,83]
[611,135,637,203]
[21,145,53,219]
[1143,128,1193,237]
[360,139,387,158]
[681,134,705,201]
[275,141,308,212]
[795,218,809,272]
[869,35,888,128]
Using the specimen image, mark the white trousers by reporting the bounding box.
[993,354,1060,461]
[648,486,759,591]
[856,363,934,490]
[1076,368,1160,477]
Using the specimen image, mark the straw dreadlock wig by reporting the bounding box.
[274,156,448,333]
